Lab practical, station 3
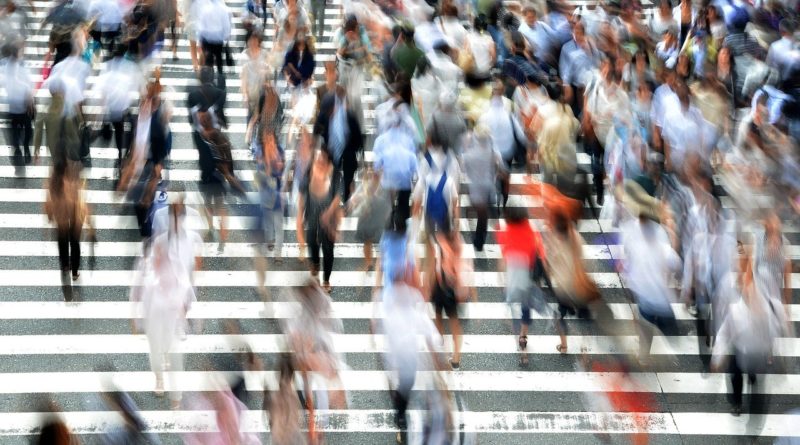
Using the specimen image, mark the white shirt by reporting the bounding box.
[89,0,123,31]
[46,56,92,115]
[0,58,32,114]
[767,36,800,81]
[95,57,143,119]
[478,96,518,160]
[195,0,231,43]
[466,31,495,74]
[662,104,706,168]
[620,218,680,317]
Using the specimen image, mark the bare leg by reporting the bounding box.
[190,40,199,71]
[449,317,462,365]
[362,241,373,271]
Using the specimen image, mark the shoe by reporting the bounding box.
[322,281,332,293]
[24,151,31,165]
[473,242,483,252]
[72,272,80,281]
[687,304,698,317]
[395,413,407,430]
[449,359,460,370]
[556,344,567,354]
[518,335,528,351]
[596,194,604,207]
[730,404,741,417]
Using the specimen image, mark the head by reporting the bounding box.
[504,206,529,224]
[198,66,215,85]
[524,6,538,26]
[248,29,263,50]
[779,19,796,38]
[474,14,488,33]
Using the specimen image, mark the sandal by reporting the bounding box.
[556,344,567,354]
[518,335,528,351]
[519,355,529,367]
[449,359,460,370]
[322,281,332,293]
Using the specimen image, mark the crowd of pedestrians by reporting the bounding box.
[3,0,799,442]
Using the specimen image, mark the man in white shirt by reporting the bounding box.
[766,19,800,82]
[195,0,231,83]
[518,6,556,66]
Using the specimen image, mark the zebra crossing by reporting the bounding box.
[0,0,797,443]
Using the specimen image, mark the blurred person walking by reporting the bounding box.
[284,280,346,444]
[712,247,790,418]
[349,167,391,271]
[372,104,418,226]
[283,35,316,102]
[314,84,364,204]
[45,167,90,301]
[1,40,34,168]
[495,206,549,367]
[240,29,268,128]
[180,0,201,71]
[336,15,371,126]
[461,123,504,252]
[195,0,231,86]
[425,232,475,369]
[94,45,144,172]
[32,78,82,173]
[381,262,443,429]
[133,228,195,409]
[619,183,681,365]
[297,149,343,292]
[264,354,305,445]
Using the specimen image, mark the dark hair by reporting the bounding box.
[474,14,488,32]
[344,15,359,32]
[510,31,526,51]
[199,66,215,85]
[414,56,432,77]
[504,206,529,223]
[392,25,403,40]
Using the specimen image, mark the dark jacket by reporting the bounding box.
[282,46,316,86]
[187,82,227,128]
[313,92,364,170]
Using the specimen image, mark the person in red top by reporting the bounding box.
[495,207,550,367]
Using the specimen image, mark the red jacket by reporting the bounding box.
[495,221,545,268]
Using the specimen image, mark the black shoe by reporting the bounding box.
[24,151,31,165]
[473,241,483,252]
[596,193,604,207]
[395,413,407,430]
[730,404,741,417]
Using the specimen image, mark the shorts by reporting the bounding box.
[199,180,225,204]
[432,291,458,319]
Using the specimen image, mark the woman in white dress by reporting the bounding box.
[133,205,199,409]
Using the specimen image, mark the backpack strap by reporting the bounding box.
[434,170,448,193]
[424,150,435,168]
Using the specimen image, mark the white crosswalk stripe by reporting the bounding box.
[0,0,796,443]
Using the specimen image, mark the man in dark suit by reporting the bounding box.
[314,84,364,204]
